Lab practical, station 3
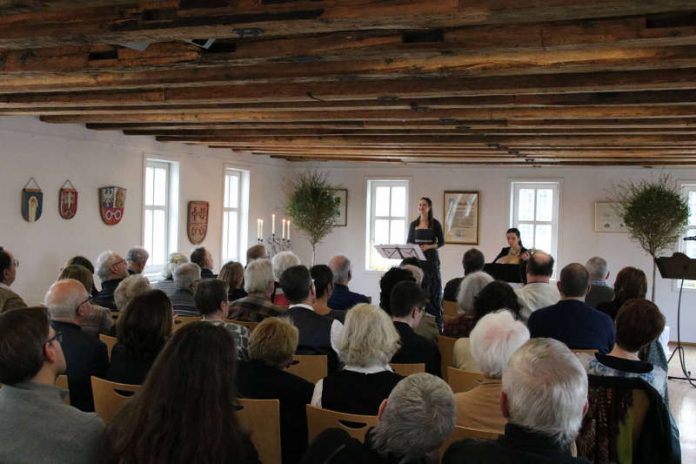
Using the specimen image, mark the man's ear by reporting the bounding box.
[581,400,589,418]
[377,399,388,421]
[77,303,89,318]
[44,341,58,364]
[556,281,562,293]
[500,391,510,419]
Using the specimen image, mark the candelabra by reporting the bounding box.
[259,234,292,257]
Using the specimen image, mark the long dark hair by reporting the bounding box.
[107,323,250,464]
[506,227,524,248]
[117,289,172,359]
[310,264,333,299]
[417,197,434,229]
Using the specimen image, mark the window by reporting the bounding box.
[143,159,179,276]
[366,179,409,271]
[510,181,560,262]
[679,182,696,288]
[222,168,250,264]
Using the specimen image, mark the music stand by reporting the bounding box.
[483,263,524,284]
[655,252,696,387]
[374,244,426,261]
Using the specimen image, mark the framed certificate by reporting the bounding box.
[594,201,627,233]
[443,191,479,244]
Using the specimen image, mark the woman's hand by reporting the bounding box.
[520,251,530,261]
[419,244,435,251]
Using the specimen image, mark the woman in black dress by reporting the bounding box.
[493,227,530,264]
[407,197,444,325]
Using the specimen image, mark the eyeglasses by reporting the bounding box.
[46,332,63,345]
[75,295,92,313]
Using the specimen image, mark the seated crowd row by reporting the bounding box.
[0,244,680,463]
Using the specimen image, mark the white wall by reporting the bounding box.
[0,117,286,305]
[289,163,696,343]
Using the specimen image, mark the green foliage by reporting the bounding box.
[285,171,341,250]
[615,175,689,257]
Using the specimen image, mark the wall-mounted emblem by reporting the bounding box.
[99,186,127,225]
[59,180,78,220]
[187,201,209,244]
[21,178,43,222]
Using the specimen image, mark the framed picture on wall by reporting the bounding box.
[443,191,479,244]
[594,201,627,233]
[331,188,348,227]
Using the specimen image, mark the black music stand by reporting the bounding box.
[655,252,696,387]
[483,263,524,284]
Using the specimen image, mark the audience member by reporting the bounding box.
[303,373,455,464]
[444,271,493,338]
[238,318,314,464]
[113,274,151,310]
[0,307,104,463]
[219,260,247,301]
[106,323,259,463]
[596,266,647,320]
[389,281,441,376]
[106,289,173,385]
[65,255,98,297]
[582,298,667,398]
[444,338,589,464]
[45,279,109,412]
[0,246,26,312]
[328,255,370,310]
[58,264,113,337]
[195,279,250,360]
[454,311,529,433]
[311,304,403,415]
[153,252,188,296]
[246,244,268,263]
[585,256,614,308]
[443,248,485,302]
[379,267,415,313]
[190,246,216,279]
[229,258,284,321]
[93,250,129,310]
[125,247,149,275]
[170,262,201,315]
[453,280,523,371]
[528,263,615,353]
[514,250,560,321]
[284,265,342,372]
[272,251,301,306]
[397,261,441,343]
[311,264,346,322]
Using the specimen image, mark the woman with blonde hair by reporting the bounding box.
[311,303,403,415]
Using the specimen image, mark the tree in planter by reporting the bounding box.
[285,171,341,265]
[614,175,688,301]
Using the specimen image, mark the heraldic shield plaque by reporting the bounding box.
[59,180,78,220]
[187,201,209,244]
[99,186,127,226]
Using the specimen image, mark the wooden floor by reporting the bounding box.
[667,344,696,463]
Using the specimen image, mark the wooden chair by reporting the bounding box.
[173,315,201,331]
[437,335,457,381]
[99,334,118,360]
[286,354,328,384]
[306,405,378,444]
[389,363,425,376]
[442,300,459,322]
[228,319,258,331]
[439,426,500,459]
[91,376,140,424]
[55,374,70,405]
[446,367,485,393]
[237,398,282,464]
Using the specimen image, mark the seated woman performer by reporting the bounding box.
[493,228,529,264]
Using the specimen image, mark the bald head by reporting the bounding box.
[44,279,91,322]
[329,255,351,284]
[526,251,554,283]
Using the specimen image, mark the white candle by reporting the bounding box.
[287,221,291,240]
[257,219,261,240]
[260,219,264,240]
[281,219,286,239]
[271,214,276,235]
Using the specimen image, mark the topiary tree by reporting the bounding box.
[285,171,341,265]
[614,175,688,301]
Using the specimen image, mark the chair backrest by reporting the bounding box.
[437,335,457,381]
[91,376,141,424]
[439,426,500,459]
[286,354,328,384]
[389,363,425,376]
[173,315,201,331]
[237,398,282,464]
[442,300,459,319]
[228,319,258,331]
[99,334,118,360]
[306,405,379,444]
[447,367,485,393]
[573,349,598,356]
[55,374,70,404]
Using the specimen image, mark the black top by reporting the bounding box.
[301,428,430,464]
[289,306,340,372]
[200,268,217,279]
[391,321,442,377]
[493,246,529,263]
[407,220,444,256]
[593,352,654,374]
[596,298,624,321]
[443,277,463,302]
[237,360,314,464]
[321,370,403,415]
[93,278,123,310]
[443,423,589,464]
[105,343,158,385]
[328,284,370,311]
[229,288,248,302]
[51,321,109,412]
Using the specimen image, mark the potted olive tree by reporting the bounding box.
[285,171,341,265]
[615,175,689,301]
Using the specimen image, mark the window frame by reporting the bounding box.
[365,178,410,272]
[221,166,250,265]
[142,158,179,278]
[677,181,696,289]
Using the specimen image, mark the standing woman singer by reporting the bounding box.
[407,197,445,325]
